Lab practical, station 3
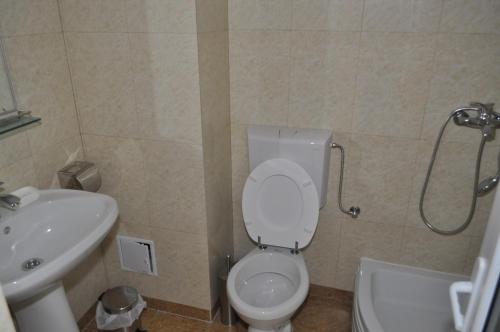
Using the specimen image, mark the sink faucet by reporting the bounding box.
[0,182,20,210]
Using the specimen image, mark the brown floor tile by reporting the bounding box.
[82,293,352,332]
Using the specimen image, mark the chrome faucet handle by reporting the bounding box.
[0,194,21,210]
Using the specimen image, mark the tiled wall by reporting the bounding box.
[0,0,107,320]
[61,0,214,311]
[196,0,234,310]
[0,0,230,320]
[229,0,500,291]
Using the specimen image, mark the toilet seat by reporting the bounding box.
[242,158,319,249]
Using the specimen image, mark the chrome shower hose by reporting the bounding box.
[419,110,487,235]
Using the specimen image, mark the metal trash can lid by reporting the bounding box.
[101,286,139,314]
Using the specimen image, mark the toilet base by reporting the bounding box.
[249,321,292,332]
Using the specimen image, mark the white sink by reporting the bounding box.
[0,188,118,332]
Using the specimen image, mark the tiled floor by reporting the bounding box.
[82,291,353,332]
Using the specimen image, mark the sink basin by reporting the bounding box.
[0,187,118,332]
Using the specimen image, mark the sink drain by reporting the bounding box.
[22,258,43,271]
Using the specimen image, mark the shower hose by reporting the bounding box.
[419,110,487,235]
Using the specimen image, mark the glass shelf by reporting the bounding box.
[0,112,41,136]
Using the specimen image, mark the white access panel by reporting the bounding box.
[117,235,158,276]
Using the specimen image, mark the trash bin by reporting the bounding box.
[96,286,146,332]
[219,255,237,325]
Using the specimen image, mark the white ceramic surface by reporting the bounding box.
[0,188,118,332]
[227,246,309,332]
[247,126,332,208]
[354,257,467,332]
[242,158,319,249]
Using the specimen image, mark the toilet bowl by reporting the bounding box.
[227,246,309,332]
[228,157,321,331]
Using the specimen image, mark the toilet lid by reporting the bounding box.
[242,158,319,249]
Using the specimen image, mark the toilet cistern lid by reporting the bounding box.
[242,158,320,249]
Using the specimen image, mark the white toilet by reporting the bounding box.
[227,126,332,332]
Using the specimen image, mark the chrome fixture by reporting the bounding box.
[453,103,500,140]
[22,258,43,271]
[0,182,20,211]
[257,236,267,250]
[330,143,361,219]
[478,148,500,196]
[420,102,499,235]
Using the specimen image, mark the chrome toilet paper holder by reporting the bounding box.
[58,161,101,192]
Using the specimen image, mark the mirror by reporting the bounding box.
[0,38,40,136]
[0,39,16,112]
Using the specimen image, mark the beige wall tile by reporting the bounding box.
[335,220,405,291]
[126,0,197,33]
[0,0,61,36]
[346,135,418,225]
[83,135,149,226]
[231,126,252,261]
[64,249,108,320]
[353,32,436,138]
[0,157,38,191]
[151,227,211,309]
[229,0,292,31]
[230,54,289,126]
[195,0,228,32]
[289,31,359,131]
[292,0,363,31]
[5,33,80,151]
[422,33,500,143]
[59,0,127,32]
[0,54,15,111]
[229,32,290,126]
[327,0,365,31]
[0,133,31,169]
[363,0,443,32]
[198,32,230,131]
[290,30,359,59]
[292,0,330,31]
[129,33,202,145]
[229,30,290,58]
[66,33,138,137]
[197,27,233,308]
[230,123,249,207]
[302,211,342,287]
[141,139,207,235]
[400,226,470,273]
[232,202,255,259]
[440,0,500,34]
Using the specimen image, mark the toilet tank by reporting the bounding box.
[247,125,332,208]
